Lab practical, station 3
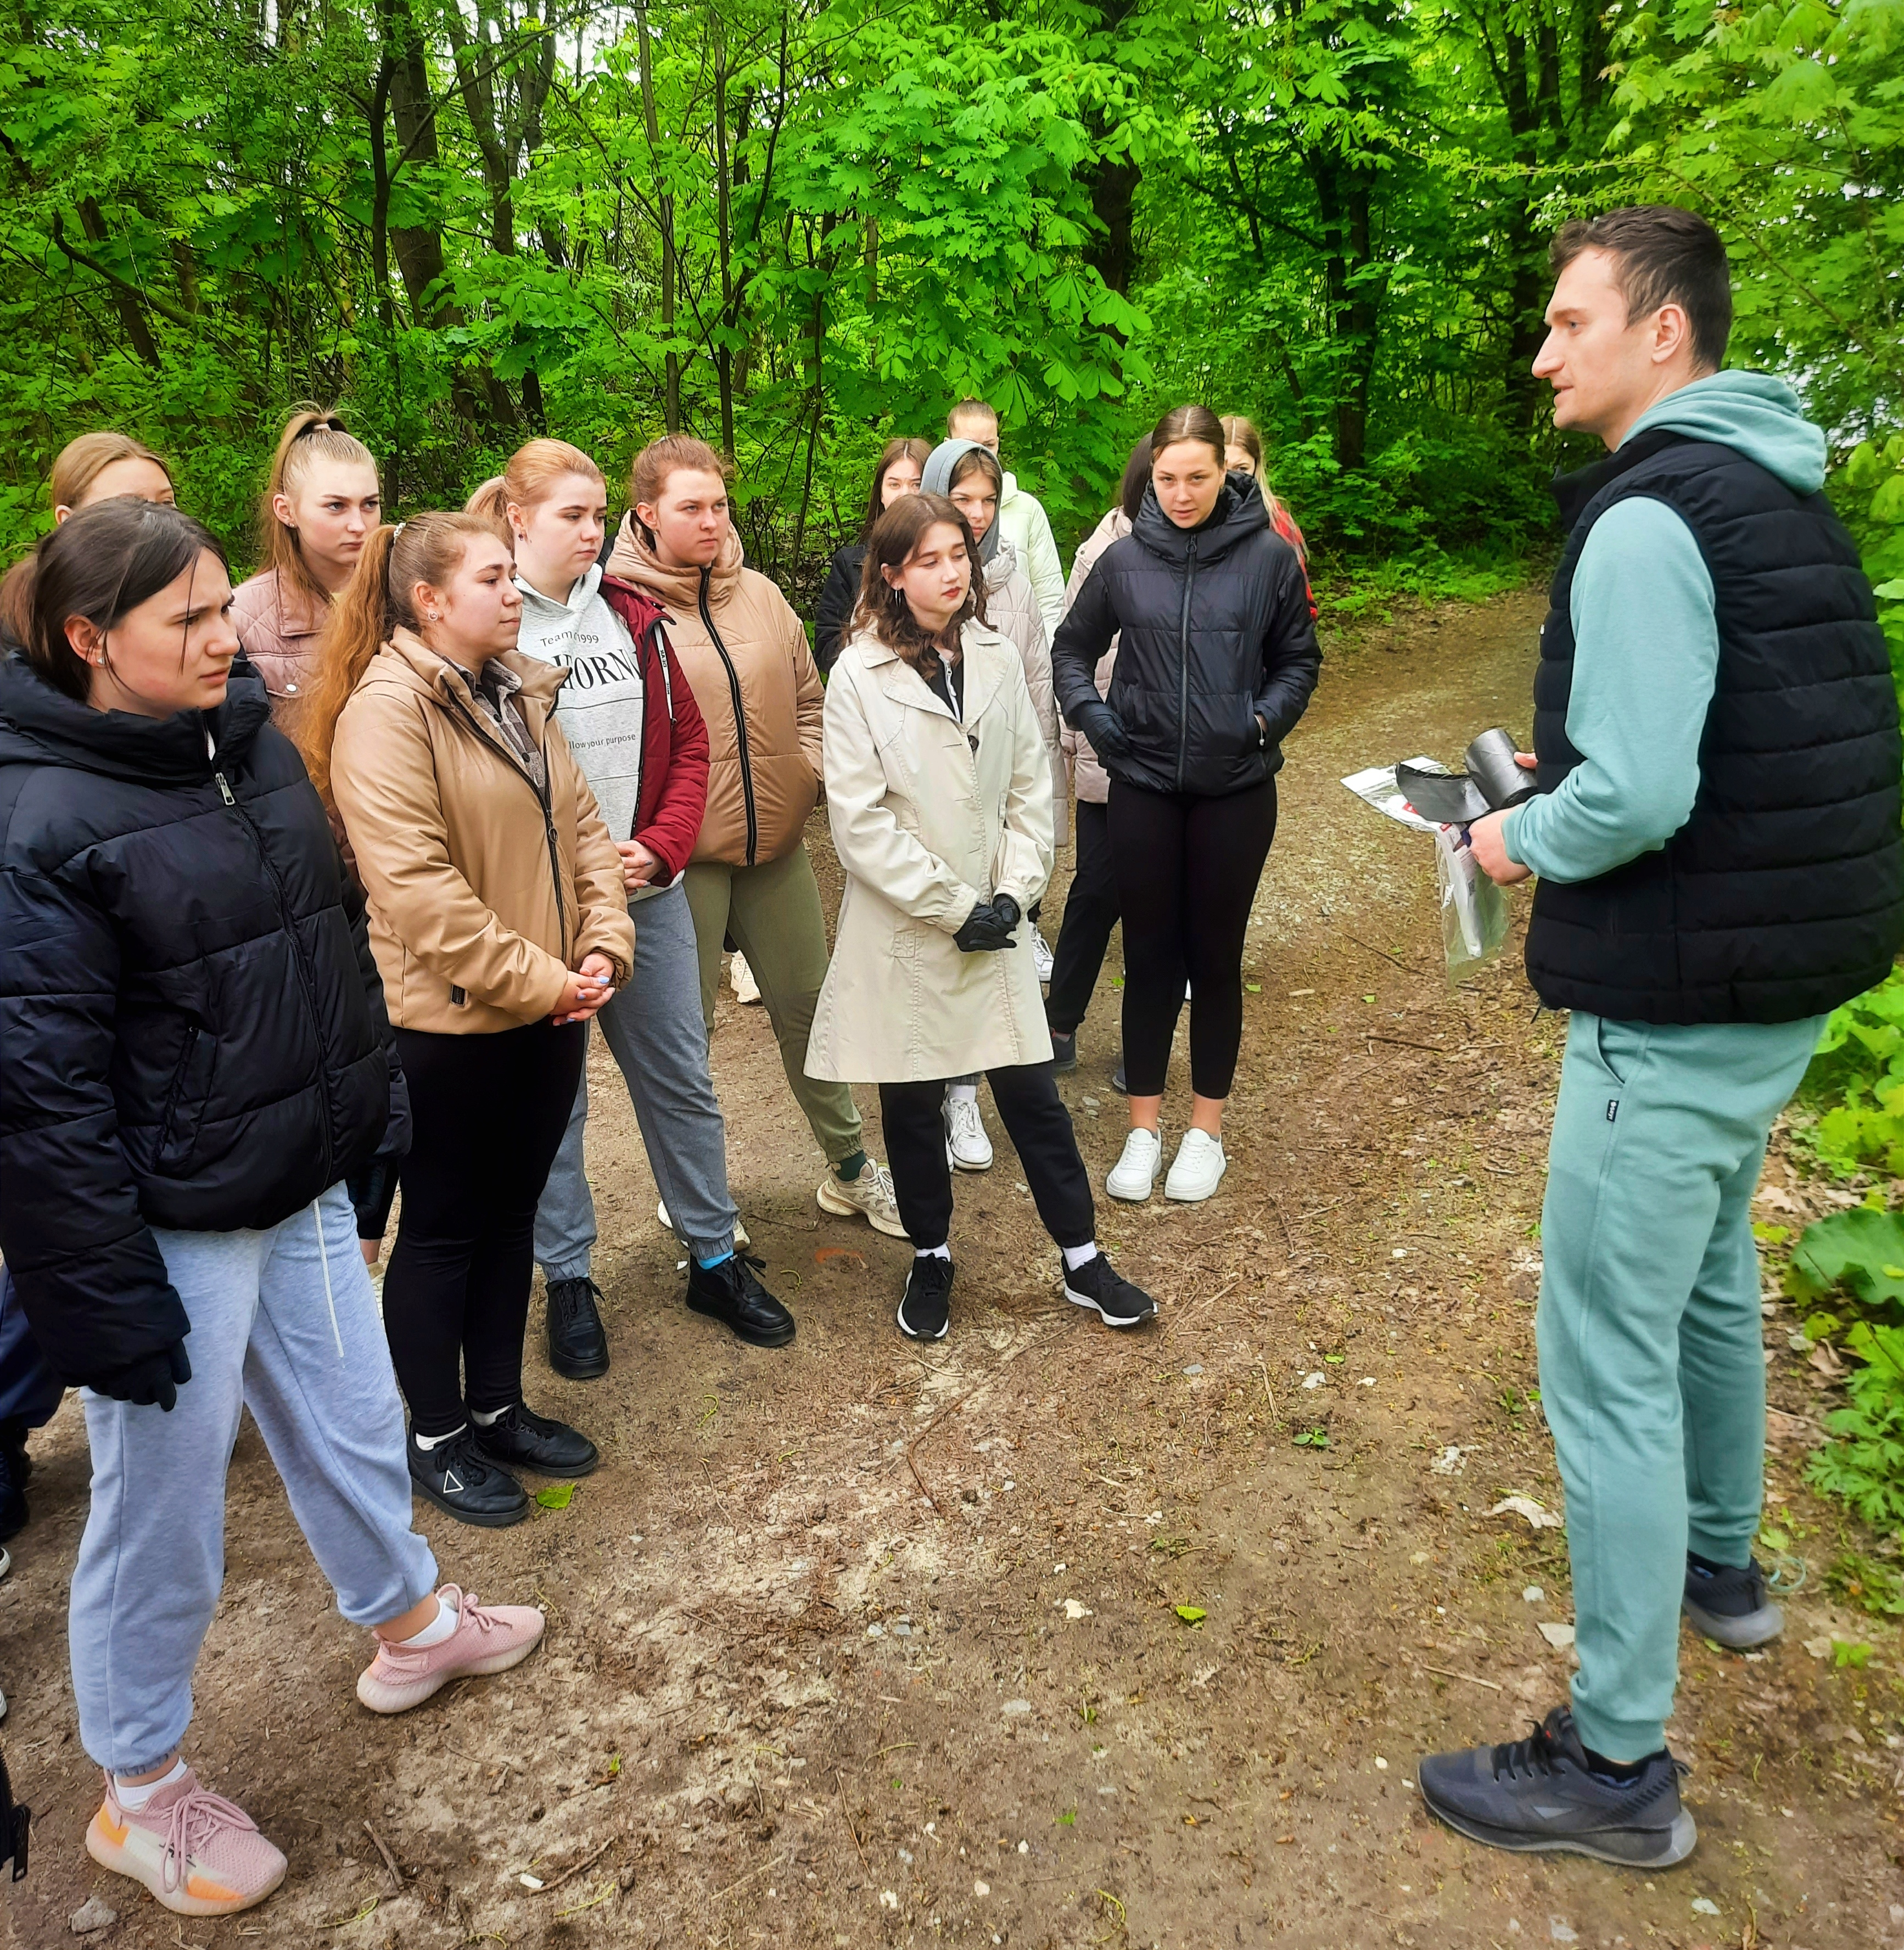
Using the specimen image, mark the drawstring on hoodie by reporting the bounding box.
[310,1196,346,1359]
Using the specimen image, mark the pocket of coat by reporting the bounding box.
[155,1023,216,1173]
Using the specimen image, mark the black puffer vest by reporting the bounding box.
[1526,430,1903,1024]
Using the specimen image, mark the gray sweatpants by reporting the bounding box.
[70,1181,438,1776]
[534,879,741,1272]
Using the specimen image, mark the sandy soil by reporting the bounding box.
[3,584,1901,1950]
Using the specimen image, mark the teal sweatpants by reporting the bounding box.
[1537,1009,1823,1762]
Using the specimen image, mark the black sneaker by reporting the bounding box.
[1419,1707,1695,1868]
[686,1253,796,1348]
[0,1443,25,1545]
[897,1255,954,1341]
[1063,1251,1156,1327]
[1049,1029,1078,1074]
[1683,1552,1783,1648]
[408,1427,529,1529]
[545,1276,610,1381]
[472,1400,599,1477]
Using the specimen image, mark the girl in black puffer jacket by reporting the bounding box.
[0,501,544,1920]
[1052,404,1320,1208]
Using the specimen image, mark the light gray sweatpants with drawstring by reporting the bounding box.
[69,1180,439,1775]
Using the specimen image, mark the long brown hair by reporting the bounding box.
[1150,404,1227,468]
[295,511,495,798]
[859,438,933,540]
[850,494,987,677]
[257,405,378,610]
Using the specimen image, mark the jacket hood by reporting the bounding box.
[517,560,604,620]
[1130,473,1269,565]
[0,650,271,784]
[607,512,745,610]
[921,438,1002,565]
[981,536,1021,591]
[1622,371,1827,496]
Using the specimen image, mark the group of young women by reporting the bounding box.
[0,394,1317,1915]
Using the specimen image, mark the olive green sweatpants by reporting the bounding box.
[1538,1010,1823,1762]
[680,845,865,1167]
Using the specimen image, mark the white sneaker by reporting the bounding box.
[1106,1127,1162,1202]
[730,953,762,1005]
[1032,927,1055,984]
[816,1162,907,1237]
[1164,1129,1227,1203]
[943,1095,994,1172]
[656,1198,750,1252]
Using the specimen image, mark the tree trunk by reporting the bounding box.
[76,198,161,367]
[634,0,680,432]
[713,18,736,458]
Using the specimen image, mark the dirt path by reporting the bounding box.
[4,586,1901,1949]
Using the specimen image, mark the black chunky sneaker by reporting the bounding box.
[473,1400,599,1477]
[1063,1251,1157,1327]
[1419,1706,1695,1868]
[897,1255,954,1342]
[545,1276,610,1381]
[408,1427,529,1529]
[1049,1029,1079,1074]
[1683,1551,1784,1648]
[686,1253,796,1348]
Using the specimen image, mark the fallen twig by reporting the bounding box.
[1366,1033,1449,1055]
[362,1818,404,1890]
[905,1388,974,1512]
[835,1770,870,1871]
[1344,934,1414,974]
[1420,1663,1503,1693]
[537,1834,618,1895]
[711,1853,786,1902]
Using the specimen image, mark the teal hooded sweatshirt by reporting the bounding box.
[1504,372,1830,884]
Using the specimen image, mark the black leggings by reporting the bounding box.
[1108,777,1277,1100]
[383,1019,586,1437]
[880,1064,1094,1253]
[1044,798,1118,1036]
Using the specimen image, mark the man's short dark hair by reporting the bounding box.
[1550,205,1732,372]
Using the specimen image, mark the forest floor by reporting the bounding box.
[4,582,1902,1950]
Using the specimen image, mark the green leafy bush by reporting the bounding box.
[1794,972,1904,1179]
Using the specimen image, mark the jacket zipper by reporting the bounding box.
[441,686,572,961]
[213,764,334,1187]
[699,569,758,866]
[156,1024,200,1159]
[1175,535,1199,791]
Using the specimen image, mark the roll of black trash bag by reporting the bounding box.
[1396,727,1535,825]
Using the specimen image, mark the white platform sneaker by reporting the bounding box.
[1164,1129,1227,1203]
[1106,1127,1163,1202]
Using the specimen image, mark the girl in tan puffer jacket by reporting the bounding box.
[606,435,904,1240]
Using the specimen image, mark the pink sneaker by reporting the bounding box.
[86,1769,287,1916]
[355,1585,546,1714]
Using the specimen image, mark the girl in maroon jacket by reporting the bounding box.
[468,445,798,1373]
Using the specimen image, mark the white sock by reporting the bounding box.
[915,1243,951,1262]
[393,1595,457,1649]
[115,1757,188,1810]
[468,1404,508,1427]
[1062,1242,1100,1271]
[948,1083,979,1105]
[412,1423,467,1451]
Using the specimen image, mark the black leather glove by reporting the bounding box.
[88,1341,192,1413]
[1070,699,1132,759]
[953,894,1023,953]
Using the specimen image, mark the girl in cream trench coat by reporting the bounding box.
[806,617,1053,1084]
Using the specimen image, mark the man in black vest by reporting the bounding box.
[1418,206,1903,1867]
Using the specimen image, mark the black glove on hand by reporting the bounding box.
[954,894,1023,953]
[1071,699,1132,759]
[89,1340,192,1413]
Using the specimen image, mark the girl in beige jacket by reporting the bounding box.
[301,512,634,1532]
[806,495,1156,1345]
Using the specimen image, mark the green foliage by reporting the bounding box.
[1826,1551,1904,1620]
[1786,1207,1904,1533]
[1796,973,1904,1179]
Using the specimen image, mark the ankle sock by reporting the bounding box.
[915,1243,951,1262]
[948,1083,979,1105]
[412,1423,467,1452]
[697,1251,734,1271]
[1061,1242,1100,1271]
[115,1757,188,1811]
[1582,1745,1662,1784]
[468,1404,508,1428]
[393,1595,457,1649]
[835,1150,867,1183]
